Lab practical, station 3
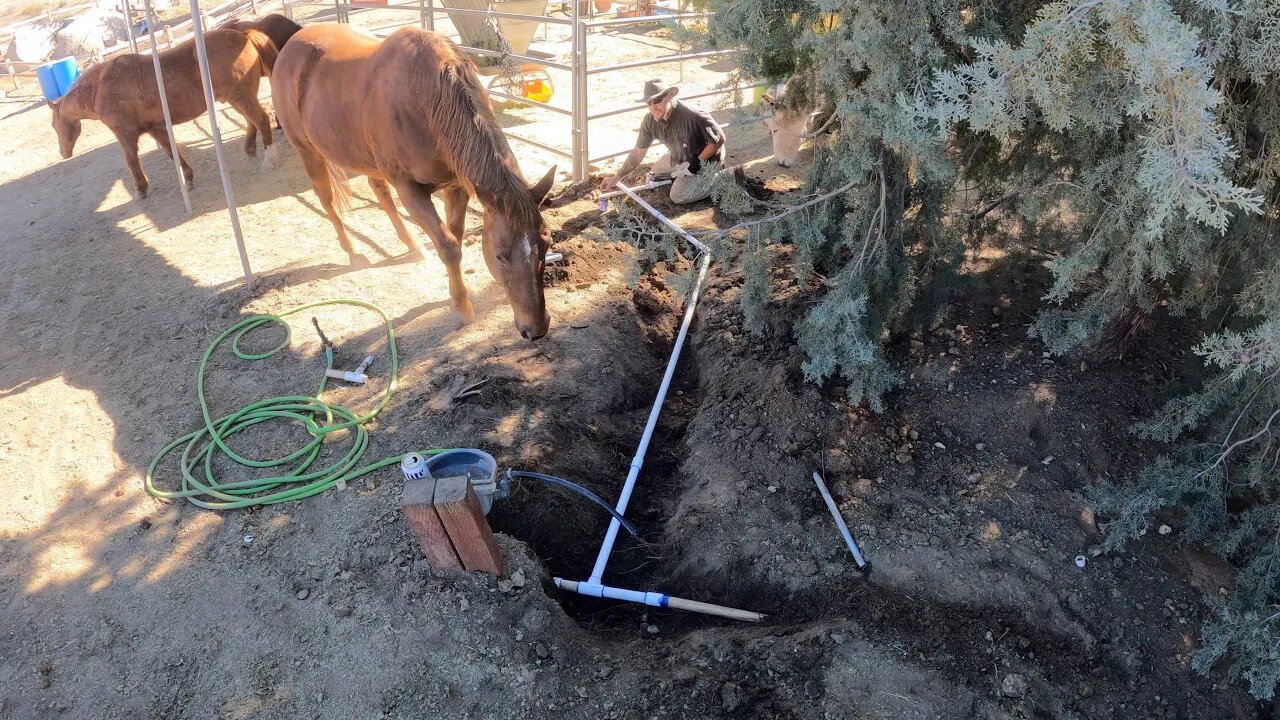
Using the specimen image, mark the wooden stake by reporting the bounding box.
[433,476,503,575]
[402,477,462,571]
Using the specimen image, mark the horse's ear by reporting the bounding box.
[761,93,776,109]
[530,165,557,207]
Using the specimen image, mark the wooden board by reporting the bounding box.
[402,476,463,571]
[433,475,504,575]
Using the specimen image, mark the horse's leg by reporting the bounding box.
[110,127,148,199]
[148,129,194,189]
[229,91,275,171]
[296,146,363,263]
[443,185,470,247]
[367,177,420,258]
[394,180,474,323]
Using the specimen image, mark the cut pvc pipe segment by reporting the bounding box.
[555,578,764,622]
[812,470,870,572]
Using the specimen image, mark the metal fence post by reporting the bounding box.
[570,12,587,182]
[425,0,433,31]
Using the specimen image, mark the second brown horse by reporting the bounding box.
[49,28,280,197]
[271,24,555,340]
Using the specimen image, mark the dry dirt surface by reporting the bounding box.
[0,18,1269,720]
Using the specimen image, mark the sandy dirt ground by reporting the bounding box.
[0,12,1267,720]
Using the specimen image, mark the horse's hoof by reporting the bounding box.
[132,188,148,200]
[259,145,278,173]
[454,300,476,325]
[348,253,371,268]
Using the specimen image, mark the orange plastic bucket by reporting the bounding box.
[522,78,552,103]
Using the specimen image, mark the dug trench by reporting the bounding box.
[481,225,1258,717]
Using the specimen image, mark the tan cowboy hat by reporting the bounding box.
[640,79,678,104]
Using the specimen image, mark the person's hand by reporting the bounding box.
[671,162,694,179]
[602,176,619,192]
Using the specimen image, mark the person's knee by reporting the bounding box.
[670,187,707,204]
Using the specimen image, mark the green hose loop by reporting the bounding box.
[146,299,446,509]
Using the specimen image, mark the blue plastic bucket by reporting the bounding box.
[35,62,61,101]
[424,449,499,514]
[35,57,78,101]
[50,57,79,96]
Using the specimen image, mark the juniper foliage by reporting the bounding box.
[697,0,1280,697]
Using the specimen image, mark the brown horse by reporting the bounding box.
[222,13,302,131]
[49,28,279,198]
[271,25,556,340]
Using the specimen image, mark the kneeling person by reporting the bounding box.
[602,80,726,204]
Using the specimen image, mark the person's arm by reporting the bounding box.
[602,147,648,191]
[688,116,725,173]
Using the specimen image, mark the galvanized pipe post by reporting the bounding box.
[144,0,192,215]
[570,9,587,182]
[122,0,139,53]
[186,0,255,291]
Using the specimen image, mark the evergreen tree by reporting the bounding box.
[683,0,1279,697]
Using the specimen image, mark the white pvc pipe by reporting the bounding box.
[187,0,255,291]
[587,248,710,585]
[144,0,192,214]
[812,470,868,569]
[555,578,764,622]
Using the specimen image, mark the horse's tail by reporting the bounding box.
[325,161,353,214]
[243,28,279,77]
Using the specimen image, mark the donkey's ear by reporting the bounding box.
[761,93,776,108]
[530,165,557,207]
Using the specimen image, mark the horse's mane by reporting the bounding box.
[60,59,107,114]
[416,35,541,226]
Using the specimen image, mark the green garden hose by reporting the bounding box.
[145,299,446,509]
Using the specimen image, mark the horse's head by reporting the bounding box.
[49,100,81,159]
[762,94,818,168]
[481,165,557,340]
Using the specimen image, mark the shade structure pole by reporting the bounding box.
[122,0,139,53]
[186,0,255,291]
[143,0,192,214]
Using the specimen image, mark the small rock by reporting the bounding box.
[510,569,527,588]
[1001,673,1028,698]
[497,579,516,594]
[1041,456,1054,465]
[934,442,946,450]
[645,624,659,635]
[1087,545,1104,557]
[829,632,847,645]
[908,429,920,441]
[975,442,986,451]
[1158,525,1172,536]
[721,682,744,713]
[895,453,911,464]
[334,605,353,617]
[1079,681,1094,698]
[296,588,309,600]
[535,643,550,659]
